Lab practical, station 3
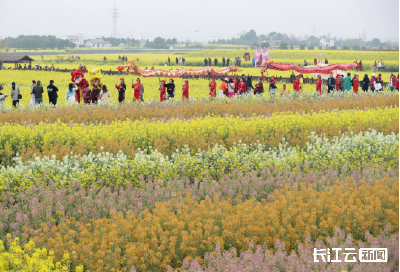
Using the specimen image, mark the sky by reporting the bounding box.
[0,0,399,43]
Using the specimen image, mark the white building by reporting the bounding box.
[320,39,335,47]
[84,39,112,48]
[61,34,84,47]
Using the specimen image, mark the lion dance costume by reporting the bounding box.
[87,68,104,103]
[71,70,88,103]
[87,68,104,89]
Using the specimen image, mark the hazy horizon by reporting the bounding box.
[0,0,398,43]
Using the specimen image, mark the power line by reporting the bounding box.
[110,2,120,38]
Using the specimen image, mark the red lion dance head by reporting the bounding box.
[71,70,88,86]
[71,69,88,103]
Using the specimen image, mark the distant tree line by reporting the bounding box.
[2,35,75,50]
[208,29,398,49]
[101,37,141,47]
[145,37,178,49]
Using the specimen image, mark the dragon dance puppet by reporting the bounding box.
[71,70,88,103]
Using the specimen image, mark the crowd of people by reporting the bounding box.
[119,56,128,62]
[12,63,57,70]
[373,60,386,71]
[320,72,398,93]
[0,71,398,108]
[201,57,241,67]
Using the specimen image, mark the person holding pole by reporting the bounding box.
[293,74,301,93]
[352,74,359,94]
[327,74,335,93]
[164,79,176,99]
[116,78,126,103]
[182,80,189,100]
[209,77,217,97]
[159,80,166,102]
[132,78,141,101]
[316,75,322,94]
[335,75,340,91]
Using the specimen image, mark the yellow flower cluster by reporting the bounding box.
[0,235,83,272]
[0,107,396,165]
[20,178,397,271]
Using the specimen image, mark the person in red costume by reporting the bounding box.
[132,78,141,101]
[352,74,359,94]
[182,80,189,99]
[159,80,166,102]
[335,75,340,91]
[293,74,301,93]
[209,77,217,97]
[70,70,88,103]
[271,75,276,86]
[316,75,322,94]
[396,74,399,90]
[233,76,238,94]
[239,78,247,94]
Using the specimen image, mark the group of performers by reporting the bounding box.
[115,78,190,103]
[69,68,399,104]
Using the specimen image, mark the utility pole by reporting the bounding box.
[312,24,317,36]
[364,29,366,44]
[111,2,120,38]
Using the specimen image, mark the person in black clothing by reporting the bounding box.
[24,64,27,70]
[168,57,171,66]
[289,71,296,83]
[222,56,225,67]
[164,79,175,99]
[176,57,178,65]
[214,58,218,66]
[18,64,22,69]
[116,78,126,103]
[47,80,59,105]
[182,57,185,66]
[361,74,370,92]
[227,58,231,66]
[327,74,335,93]
[28,64,32,70]
[204,58,208,66]
[325,59,328,64]
[359,60,363,71]
[246,76,254,94]
[119,55,121,60]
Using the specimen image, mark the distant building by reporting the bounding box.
[320,39,335,47]
[166,44,174,49]
[61,34,84,47]
[84,39,112,48]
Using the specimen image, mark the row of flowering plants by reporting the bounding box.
[0,107,397,166]
[0,130,397,193]
[0,93,397,124]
